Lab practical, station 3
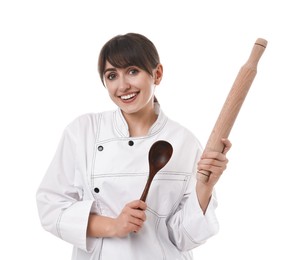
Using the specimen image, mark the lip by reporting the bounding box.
[119,92,139,103]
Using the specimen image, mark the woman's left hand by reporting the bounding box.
[197,138,232,186]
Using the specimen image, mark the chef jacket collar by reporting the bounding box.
[114,101,167,137]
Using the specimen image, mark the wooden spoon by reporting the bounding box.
[140,140,173,202]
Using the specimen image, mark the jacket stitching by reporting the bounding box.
[111,109,168,139]
[113,111,127,137]
[91,171,192,178]
[155,217,166,260]
[91,113,102,188]
[56,209,64,239]
[90,113,103,213]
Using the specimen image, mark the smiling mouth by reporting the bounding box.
[120,92,138,101]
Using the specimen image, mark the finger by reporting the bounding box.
[201,151,227,162]
[137,200,147,210]
[198,163,226,176]
[131,209,147,221]
[198,153,229,176]
[129,215,145,227]
[127,200,147,210]
[132,224,143,233]
[198,157,227,168]
[221,138,232,155]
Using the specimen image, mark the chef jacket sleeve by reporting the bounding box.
[166,152,219,251]
[36,122,97,253]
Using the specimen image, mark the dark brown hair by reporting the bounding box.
[98,33,160,86]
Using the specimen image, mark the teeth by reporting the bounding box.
[121,93,137,100]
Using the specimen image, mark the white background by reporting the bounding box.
[1,0,291,259]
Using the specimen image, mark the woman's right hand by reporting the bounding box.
[114,200,147,237]
[87,200,147,238]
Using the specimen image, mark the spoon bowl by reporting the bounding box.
[140,140,173,202]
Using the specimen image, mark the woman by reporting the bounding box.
[36,33,231,259]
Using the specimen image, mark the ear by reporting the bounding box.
[154,64,163,85]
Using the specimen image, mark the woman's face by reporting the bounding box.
[103,61,163,116]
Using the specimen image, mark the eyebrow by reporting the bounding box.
[104,68,117,74]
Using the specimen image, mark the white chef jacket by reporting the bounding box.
[36,104,219,260]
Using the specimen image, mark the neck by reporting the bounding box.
[122,105,158,137]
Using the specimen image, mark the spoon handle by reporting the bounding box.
[140,176,153,202]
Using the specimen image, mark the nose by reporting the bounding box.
[118,75,131,92]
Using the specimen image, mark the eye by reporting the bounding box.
[128,68,139,75]
[106,72,117,80]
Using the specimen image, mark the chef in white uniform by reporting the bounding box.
[36,33,231,260]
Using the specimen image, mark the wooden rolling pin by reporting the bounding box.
[197,38,268,182]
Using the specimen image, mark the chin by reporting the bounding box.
[121,107,139,115]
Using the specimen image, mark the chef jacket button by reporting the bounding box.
[94,187,100,193]
[128,140,134,146]
[98,145,103,151]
